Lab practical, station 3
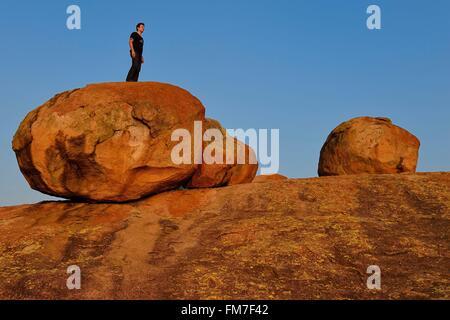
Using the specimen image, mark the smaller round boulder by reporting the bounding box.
[318,117,420,176]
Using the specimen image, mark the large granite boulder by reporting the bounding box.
[12,82,206,202]
[12,82,258,202]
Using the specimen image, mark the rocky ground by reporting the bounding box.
[0,172,448,299]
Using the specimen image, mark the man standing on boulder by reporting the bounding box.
[126,22,145,82]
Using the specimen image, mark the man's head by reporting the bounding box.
[136,22,145,33]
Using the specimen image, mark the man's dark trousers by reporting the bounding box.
[126,55,142,82]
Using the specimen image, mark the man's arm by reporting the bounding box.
[129,37,136,58]
[141,39,144,63]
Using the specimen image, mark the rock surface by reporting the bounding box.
[252,174,288,183]
[187,118,258,188]
[12,82,257,202]
[0,172,448,299]
[318,117,420,176]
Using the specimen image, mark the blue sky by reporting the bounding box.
[0,0,449,205]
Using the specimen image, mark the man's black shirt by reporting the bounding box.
[130,32,143,57]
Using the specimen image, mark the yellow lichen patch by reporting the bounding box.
[18,241,43,255]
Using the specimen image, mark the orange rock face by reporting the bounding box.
[12,82,206,202]
[187,118,258,188]
[318,117,420,176]
[0,172,448,299]
[252,174,288,183]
